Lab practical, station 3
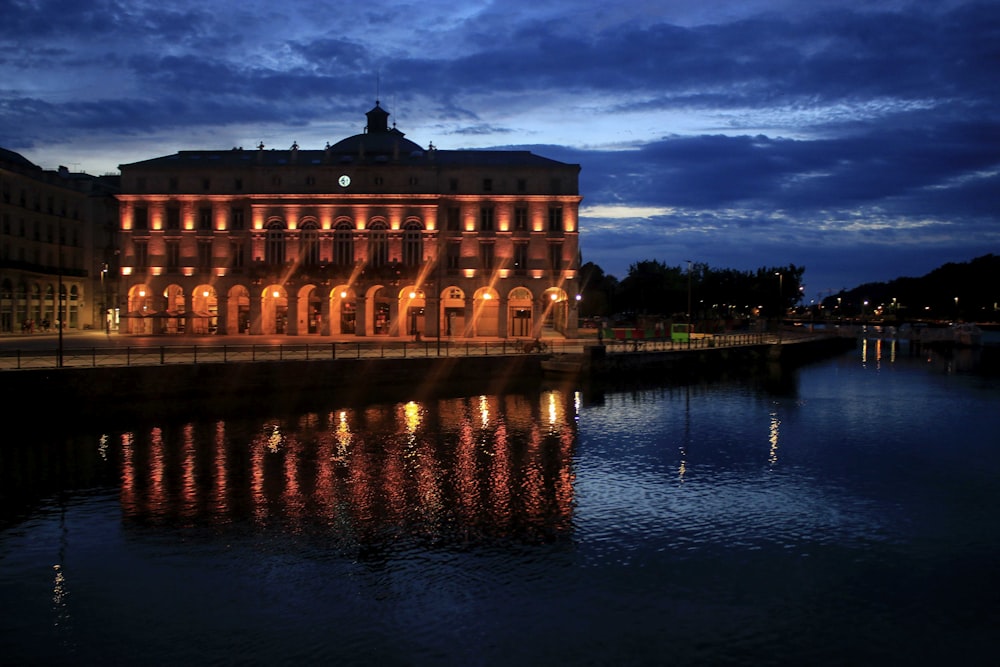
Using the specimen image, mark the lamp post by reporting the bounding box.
[436,259,442,356]
[774,271,783,342]
[685,259,692,323]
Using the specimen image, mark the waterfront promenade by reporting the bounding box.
[0,329,786,371]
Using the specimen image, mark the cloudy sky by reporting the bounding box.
[2,0,997,298]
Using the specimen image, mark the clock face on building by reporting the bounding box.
[338,174,351,187]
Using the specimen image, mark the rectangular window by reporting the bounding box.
[166,207,181,231]
[134,241,148,269]
[230,207,245,230]
[166,241,181,271]
[230,240,245,270]
[548,206,563,232]
[513,243,528,273]
[549,243,563,271]
[446,241,461,272]
[479,206,495,231]
[198,207,213,230]
[514,207,528,231]
[447,207,461,232]
[198,241,212,270]
[133,207,148,230]
[479,242,494,271]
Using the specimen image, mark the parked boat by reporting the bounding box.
[951,323,983,346]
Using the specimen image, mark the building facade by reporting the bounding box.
[116,103,582,338]
[1,148,119,334]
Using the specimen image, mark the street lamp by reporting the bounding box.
[774,272,783,341]
[685,260,692,323]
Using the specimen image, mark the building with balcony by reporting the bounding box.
[116,102,582,338]
[1,148,120,334]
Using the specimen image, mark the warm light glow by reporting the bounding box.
[138,289,146,297]
[550,293,558,301]
[340,291,347,299]
[273,290,280,298]
[409,291,417,299]
[483,292,492,300]
[203,290,210,297]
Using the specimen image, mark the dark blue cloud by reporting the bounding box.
[0,0,996,293]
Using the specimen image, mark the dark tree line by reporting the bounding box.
[820,254,999,322]
[578,259,805,323]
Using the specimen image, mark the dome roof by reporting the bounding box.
[328,101,424,157]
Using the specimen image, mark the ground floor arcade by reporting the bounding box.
[123,279,578,338]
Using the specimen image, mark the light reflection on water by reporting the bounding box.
[2,345,999,666]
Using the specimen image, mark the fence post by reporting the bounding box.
[160,346,165,365]
[331,342,336,360]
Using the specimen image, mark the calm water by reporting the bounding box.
[2,339,998,666]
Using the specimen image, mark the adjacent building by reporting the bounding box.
[0,148,119,334]
[115,102,582,338]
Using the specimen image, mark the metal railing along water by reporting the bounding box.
[0,332,787,371]
[1,338,582,371]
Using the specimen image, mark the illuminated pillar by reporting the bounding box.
[497,294,508,338]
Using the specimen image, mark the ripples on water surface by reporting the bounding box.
[2,342,998,665]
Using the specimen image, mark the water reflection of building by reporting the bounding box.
[116,102,582,339]
[118,390,577,544]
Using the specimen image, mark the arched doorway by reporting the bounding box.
[441,286,465,337]
[228,285,250,334]
[126,284,154,334]
[331,284,356,334]
[508,286,534,338]
[162,284,186,334]
[298,284,322,334]
[473,286,499,337]
[399,286,426,337]
[541,287,569,335]
[192,284,218,334]
[262,284,288,334]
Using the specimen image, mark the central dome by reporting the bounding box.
[328,101,424,157]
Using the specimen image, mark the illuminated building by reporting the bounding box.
[0,148,120,333]
[116,102,582,338]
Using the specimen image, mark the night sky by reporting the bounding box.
[2,0,997,300]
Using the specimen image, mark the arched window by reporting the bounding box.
[299,220,319,266]
[368,221,388,268]
[334,221,354,266]
[265,221,286,265]
[402,221,423,266]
